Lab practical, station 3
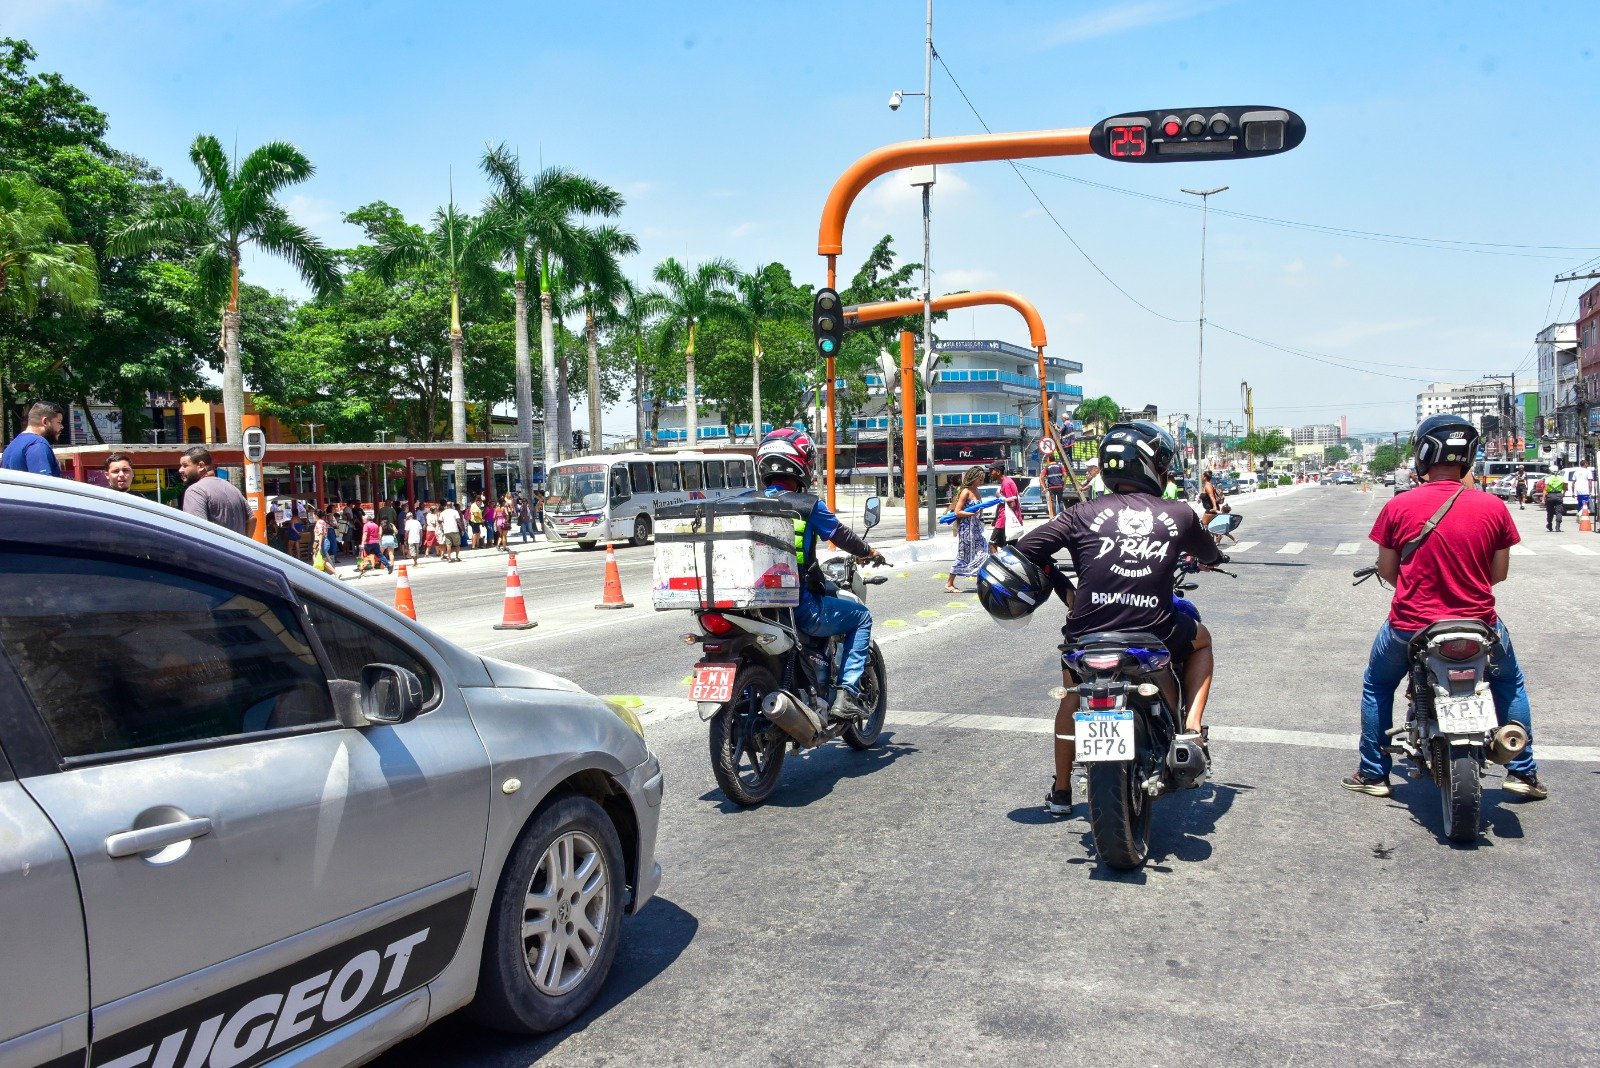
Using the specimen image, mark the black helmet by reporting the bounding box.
[1097,420,1176,497]
[1413,414,1478,473]
[977,546,1048,628]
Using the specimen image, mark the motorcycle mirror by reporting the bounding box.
[863,496,882,530]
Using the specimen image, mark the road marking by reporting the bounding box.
[1509,544,1533,556]
[1277,542,1308,555]
[1333,543,1361,555]
[916,609,941,618]
[1560,544,1597,556]
[625,698,1600,762]
[1230,541,1260,553]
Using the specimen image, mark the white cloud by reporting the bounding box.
[1039,0,1229,47]
[862,168,970,213]
[1330,254,1351,270]
[937,267,997,291]
[1022,207,1046,219]
[729,221,756,239]
[284,193,343,231]
[1303,318,1432,349]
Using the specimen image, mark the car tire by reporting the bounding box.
[630,514,651,548]
[468,793,626,1034]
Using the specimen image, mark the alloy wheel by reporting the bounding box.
[521,830,611,995]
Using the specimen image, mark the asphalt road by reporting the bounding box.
[377,485,1600,1067]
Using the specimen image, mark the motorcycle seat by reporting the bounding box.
[1065,630,1167,653]
[1406,619,1497,657]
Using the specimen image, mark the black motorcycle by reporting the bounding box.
[686,500,890,806]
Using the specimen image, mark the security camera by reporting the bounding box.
[889,90,903,111]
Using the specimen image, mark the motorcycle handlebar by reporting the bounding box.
[1352,564,1378,586]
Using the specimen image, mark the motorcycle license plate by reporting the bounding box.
[1074,710,1135,762]
[1435,695,1494,733]
[689,664,738,703]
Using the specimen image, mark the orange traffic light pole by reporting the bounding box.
[817,127,1092,507]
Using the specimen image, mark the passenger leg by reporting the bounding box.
[1182,622,1214,732]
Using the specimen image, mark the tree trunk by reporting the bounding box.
[885,383,899,502]
[223,259,244,448]
[556,344,572,457]
[515,277,537,495]
[586,308,603,454]
[537,282,558,477]
[751,337,762,444]
[450,327,468,500]
[684,320,698,447]
[635,342,648,449]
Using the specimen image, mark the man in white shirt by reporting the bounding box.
[404,512,423,563]
[438,501,464,562]
[1573,466,1595,516]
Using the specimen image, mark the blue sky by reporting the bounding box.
[10,0,1599,436]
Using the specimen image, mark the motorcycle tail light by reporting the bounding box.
[1447,669,1477,684]
[699,612,736,637]
[1084,654,1122,671]
[1438,638,1482,661]
[1086,694,1120,710]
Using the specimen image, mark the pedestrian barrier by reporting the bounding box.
[393,564,417,620]
[596,543,634,609]
[493,553,537,631]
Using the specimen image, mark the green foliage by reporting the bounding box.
[1323,444,1350,464]
[0,172,99,315]
[1073,395,1121,433]
[1239,428,1293,459]
[1369,441,1413,477]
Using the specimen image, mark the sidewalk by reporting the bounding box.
[329,534,570,581]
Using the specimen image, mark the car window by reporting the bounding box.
[301,598,439,707]
[726,461,749,488]
[0,551,334,761]
[628,461,655,493]
[656,462,680,492]
[681,462,704,491]
[704,460,725,490]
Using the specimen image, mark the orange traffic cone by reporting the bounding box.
[493,553,537,630]
[596,543,633,610]
[1580,504,1593,534]
[393,564,417,620]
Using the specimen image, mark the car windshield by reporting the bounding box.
[547,464,608,514]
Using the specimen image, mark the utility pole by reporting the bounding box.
[1240,381,1255,478]
[1483,372,1516,459]
[919,0,937,536]
[300,422,323,447]
[1183,185,1228,473]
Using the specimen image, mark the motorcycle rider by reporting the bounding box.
[754,428,888,719]
[1002,421,1226,815]
[1343,414,1545,799]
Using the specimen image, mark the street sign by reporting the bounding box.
[1090,106,1306,162]
[1039,437,1057,457]
[242,426,268,464]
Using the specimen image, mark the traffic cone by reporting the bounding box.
[595,543,633,610]
[393,565,417,620]
[493,553,537,631]
[1581,504,1593,534]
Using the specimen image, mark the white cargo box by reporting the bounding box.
[652,498,802,610]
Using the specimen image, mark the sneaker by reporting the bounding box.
[1502,771,1548,800]
[828,688,865,720]
[1044,778,1073,816]
[1341,770,1392,797]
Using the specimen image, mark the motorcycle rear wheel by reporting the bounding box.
[708,665,787,807]
[842,643,888,750]
[1439,744,1483,844]
[1087,761,1154,870]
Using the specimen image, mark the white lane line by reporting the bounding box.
[623,698,1600,762]
[1509,544,1534,556]
[1230,541,1260,553]
[1560,544,1597,556]
[1333,543,1361,556]
[1277,542,1308,555]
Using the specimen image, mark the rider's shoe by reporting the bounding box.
[828,688,866,720]
[1341,769,1392,797]
[1502,771,1548,800]
[1044,778,1073,816]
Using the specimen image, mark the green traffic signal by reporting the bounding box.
[812,287,845,360]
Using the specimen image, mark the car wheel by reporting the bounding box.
[468,794,626,1034]
[630,514,651,548]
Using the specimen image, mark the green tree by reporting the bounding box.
[568,224,638,452]
[649,256,738,445]
[111,134,341,445]
[1073,395,1121,435]
[1369,441,1413,477]
[480,146,624,476]
[733,262,806,443]
[1324,444,1350,464]
[0,172,98,316]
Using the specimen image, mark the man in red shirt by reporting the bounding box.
[1343,415,1544,799]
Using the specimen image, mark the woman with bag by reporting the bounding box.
[986,462,1022,549]
[945,465,990,593]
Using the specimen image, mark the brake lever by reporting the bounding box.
[1351,565,1377,586]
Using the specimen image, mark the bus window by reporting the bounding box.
[655,462,680,492]
[681,461,704,492]
[704,460,725,490]
[628,461,655,493]
[609,465,632,503]
[726,461,749,488]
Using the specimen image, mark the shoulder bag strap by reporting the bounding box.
[1398,486,1466,566]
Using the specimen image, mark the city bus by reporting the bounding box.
[543,450,758,548]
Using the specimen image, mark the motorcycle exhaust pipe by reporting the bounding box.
[1167,733,1208,788]
[761,691,822,747]
[1486,722,1529,765]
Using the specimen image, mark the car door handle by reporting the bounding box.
[105,817,213,858]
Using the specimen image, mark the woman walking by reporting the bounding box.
[495,494,512,550]
[944,465,990,593]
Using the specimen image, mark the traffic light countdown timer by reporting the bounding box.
[1090,106,1306,162]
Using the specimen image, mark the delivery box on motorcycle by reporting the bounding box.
[652,497,803,610]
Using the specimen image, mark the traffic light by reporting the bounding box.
[1091,106,1305,162]
[813,288,845,360]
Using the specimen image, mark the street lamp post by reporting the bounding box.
[300,422,323,447]
[1182,185,1227,472]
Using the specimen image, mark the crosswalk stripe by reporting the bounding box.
[1560,543,1598,556]
[1277,542,1308,555]
[1231,541,1260,553]
[1333,542,1360,555]
[1509,544,1533,556]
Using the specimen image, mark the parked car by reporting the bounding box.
[1487,474,1519,501]
[1019,482,1050,518]
[0,471,664,1066]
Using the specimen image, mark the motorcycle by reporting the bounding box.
[1352,565,1528,842]
[686,498,890,807]
[1058,553,1234,870]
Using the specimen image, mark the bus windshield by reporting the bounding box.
[547,464,608,514]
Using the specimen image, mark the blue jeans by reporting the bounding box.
[796,593,873,694]
[1359,620,1536,780]
[520,520,534,542]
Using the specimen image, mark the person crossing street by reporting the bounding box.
[1543,470,1566,532]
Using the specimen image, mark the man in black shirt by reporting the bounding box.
[1015,421,1225,814]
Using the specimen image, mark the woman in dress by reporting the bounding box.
[944,465,989,594]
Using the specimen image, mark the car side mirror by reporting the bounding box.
[863,496,882,530]
[361,663,424,725]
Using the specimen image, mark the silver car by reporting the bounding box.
[0,471,662,1068]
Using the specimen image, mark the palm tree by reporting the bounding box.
[370,197,498,494]
[650,257,737,446]
[1073,395,1122,436]
[0,173,98,315]
[609,279,660,447]
[480,145,623,483]
[732,263,802,443]
[111,135,339,445]
[568,225,639,453]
